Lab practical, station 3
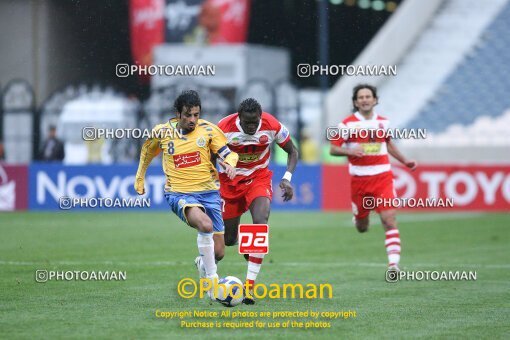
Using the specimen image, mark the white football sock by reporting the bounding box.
[197,232,217,277]
[246,254,265,285]
[385,228,401,266]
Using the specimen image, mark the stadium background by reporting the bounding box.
[1,0,508,338]
[1,0,509,212]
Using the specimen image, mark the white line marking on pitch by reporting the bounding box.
[331,212,484,228]
[0,260,507,269]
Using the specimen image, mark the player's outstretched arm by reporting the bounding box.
[217,158,237,180]
[209,123,239,179]
[330,144,364,158]
[387,139,417,171]
[215,145,238,180]
[134,138,161,195]
[279,139,298,202]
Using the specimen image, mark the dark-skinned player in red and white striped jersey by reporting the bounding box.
[219,98,298,304]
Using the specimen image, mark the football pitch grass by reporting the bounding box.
[1,211,509,339]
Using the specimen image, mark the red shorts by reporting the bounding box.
[220,169,273,219]
[351,171,396,220]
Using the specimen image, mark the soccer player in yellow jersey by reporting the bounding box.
[134,90,238,292]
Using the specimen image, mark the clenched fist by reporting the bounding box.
[134,177,145,195]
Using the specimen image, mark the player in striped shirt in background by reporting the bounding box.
[217,98,299,304]
[330,84,417,271]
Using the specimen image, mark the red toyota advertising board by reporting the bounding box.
[0,164,28,211]
[323,165,510,211]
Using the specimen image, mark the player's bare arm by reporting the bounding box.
[387,139,417,171]
[217,159,237,179]
[211,152,236,179]
[330,143,364,158]
[209,121,239,180]
[279,139,299,202]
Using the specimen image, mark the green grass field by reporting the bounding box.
[1,211,509,339]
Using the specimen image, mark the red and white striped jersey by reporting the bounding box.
[218,112,291,183]
[331,112,391,176]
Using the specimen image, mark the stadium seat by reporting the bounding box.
[378,0,510,146]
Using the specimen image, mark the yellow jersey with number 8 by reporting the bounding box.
[135,118,238,193]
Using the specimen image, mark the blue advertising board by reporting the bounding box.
[269,164,321,211]
[29,163,321,211]
[29,163,167,211]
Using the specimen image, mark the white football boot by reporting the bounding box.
[194,256,206,279]
[388,263,400,272]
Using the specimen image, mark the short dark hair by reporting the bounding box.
[174,90,201,114]
[352,84,378,111]
[238,98,262,116]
